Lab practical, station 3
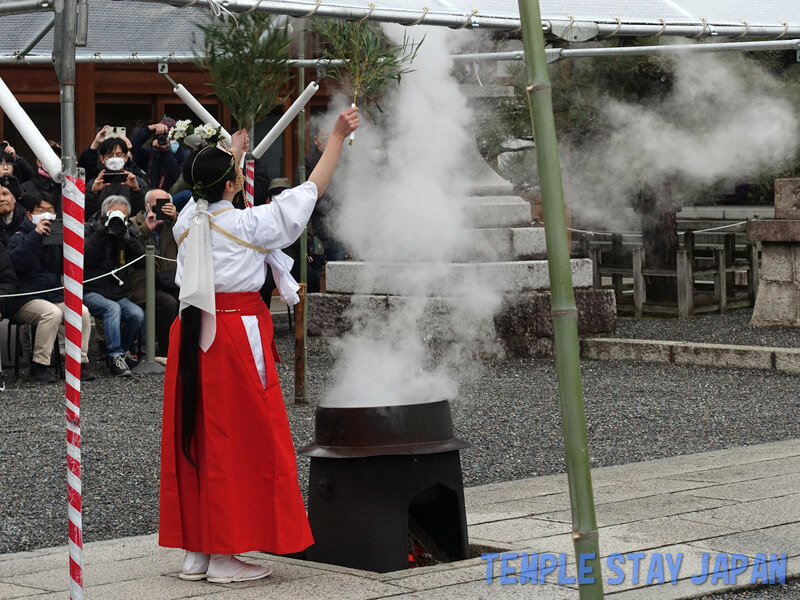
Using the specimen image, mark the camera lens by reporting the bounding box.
[157,134,168,145]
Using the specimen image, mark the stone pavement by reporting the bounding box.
[1,439,798,599]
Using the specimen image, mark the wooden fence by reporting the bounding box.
[576,229,760,318]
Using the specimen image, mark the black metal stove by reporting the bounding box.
[299,400,470,573]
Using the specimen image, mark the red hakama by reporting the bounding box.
[159,291,314,555]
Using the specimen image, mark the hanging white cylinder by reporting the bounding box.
[252,81,319,160]
[0,77,62,181]
[172,84,233,146]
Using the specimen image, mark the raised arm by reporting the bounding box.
[308,107,359,199]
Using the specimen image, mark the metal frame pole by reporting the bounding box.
[295,16,308,404]
[516,0,603,597]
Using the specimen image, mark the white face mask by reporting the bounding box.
[31,212,56,225]
[105,157,125,171]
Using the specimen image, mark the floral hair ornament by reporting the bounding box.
[169,120,225,150]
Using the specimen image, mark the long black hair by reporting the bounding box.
[178,146,237,466]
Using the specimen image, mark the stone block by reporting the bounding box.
[775,178,800,220]
[671,343,774,370]
[324,260,593,296]
[759,244,794,282]
[746,220,800,242]
[580,339,673,364]
[751,281,800,326]
[308,290,616,359]
[511,227,547,259]
[463,227,547,261]
[575,289,617,333]
[795,247,800,284]
[461,197,531,229]
[775,348,800,374]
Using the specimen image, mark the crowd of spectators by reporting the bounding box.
[0,118,344,384]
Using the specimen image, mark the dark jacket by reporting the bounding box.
[0,202,29,248]
[128,210,178,303]
[130,126,189,191]
[6,219,64,316]
[84,215,146,301]
[78,146,100,182]
[0,242,19,317]
[20,172,61,213]
[85,163,149,219]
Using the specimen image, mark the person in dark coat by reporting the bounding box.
[0,142,35,184]
[0,239,19,320]
[20,140,62,213]
[7,197,94,382]
[83,195,146,376]
[85,137,149,219]
[129,189,179,357]
[130,118,190,191]
[0,175,29,247]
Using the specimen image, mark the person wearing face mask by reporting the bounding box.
[20,140,62,213]
[7,198,95,383]
[85,137,149,220]
[0,174,29,247]
[84,195,146,377]
[130,118,190,192]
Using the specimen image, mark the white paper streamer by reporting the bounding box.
[252,81,319,159]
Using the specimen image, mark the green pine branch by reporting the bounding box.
[195,14,292,132]
[312,18,423,120]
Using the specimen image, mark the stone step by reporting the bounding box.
[325,259,593,296]
[465,227,547,261]
[461,196,531,229]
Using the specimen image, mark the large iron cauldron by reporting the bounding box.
[300,400,470,573]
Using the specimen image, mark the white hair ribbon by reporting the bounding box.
[178,198,217,351]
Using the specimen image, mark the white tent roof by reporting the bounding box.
[123,0,800,38]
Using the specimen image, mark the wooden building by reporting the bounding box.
[0,3,335,183]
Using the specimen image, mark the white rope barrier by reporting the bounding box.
[567,220,748,238]
[0,254,146,299]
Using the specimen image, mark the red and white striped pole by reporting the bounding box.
[62,172,85,600]
[245,155,255,208]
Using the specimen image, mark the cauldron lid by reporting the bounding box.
[299,399,470,458]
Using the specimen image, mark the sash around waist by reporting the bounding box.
[214,292,264,315]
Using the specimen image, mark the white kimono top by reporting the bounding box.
[173,181,318,385]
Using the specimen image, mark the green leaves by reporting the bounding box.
[312,18,423,119]
[196,13,291,132]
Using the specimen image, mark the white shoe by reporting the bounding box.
[179,551,210,581]
[206,554,273,584]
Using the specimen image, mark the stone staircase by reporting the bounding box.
[308,151,616,357]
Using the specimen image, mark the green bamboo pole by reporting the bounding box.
[294,16,308,404]
[516,1,604,597]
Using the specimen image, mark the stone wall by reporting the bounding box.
[307,289,617,358]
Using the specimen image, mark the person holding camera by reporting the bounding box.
[85,137,149,219]
[131,118,190,192]
[84,195,146,377]
[7,198,94,383]
[129,189,179,356]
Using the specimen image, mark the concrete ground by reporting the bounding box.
[1,439,797,600]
